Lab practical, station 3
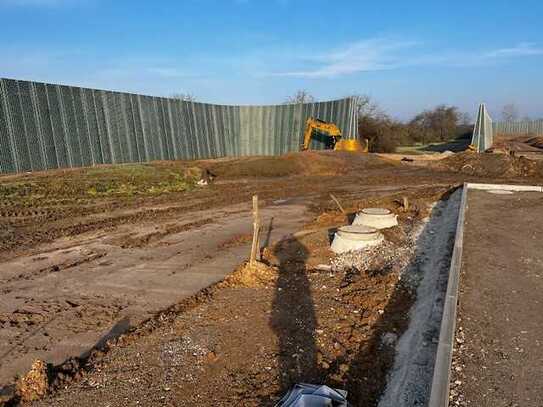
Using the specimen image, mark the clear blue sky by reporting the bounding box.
[1,0,542,120]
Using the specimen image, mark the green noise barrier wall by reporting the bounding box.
[493,120,543,136]
[0,78,358,174]
[470,103,494,153]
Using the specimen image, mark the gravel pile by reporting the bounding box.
[330,221,424,288]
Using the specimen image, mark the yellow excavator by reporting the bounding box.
[301,117,367,152]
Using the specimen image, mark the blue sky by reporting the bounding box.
[1,0,542,120]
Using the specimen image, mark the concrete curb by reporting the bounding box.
[466,182,543,192]
[428,182,543,407]
[428,183,468,407]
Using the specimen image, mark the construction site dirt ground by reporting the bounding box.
[449,190,543,407]
[1,151,543,405]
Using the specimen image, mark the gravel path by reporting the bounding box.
[450,190,543,407]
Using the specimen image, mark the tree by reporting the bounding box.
[502,103,519,122]
[348,94,382,118]
[284,90,315,104]
[409,105,460,143]
[171,93,197,102]
[460,112,472,126]
[353,95,403,153]
[456,112,474,140]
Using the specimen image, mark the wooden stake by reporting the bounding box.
[402,196,410,212]
[250,195,261,266]
[330,193,346,214]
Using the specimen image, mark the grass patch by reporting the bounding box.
[0,163,195,205]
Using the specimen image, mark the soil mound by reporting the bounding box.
[220,261,277,288]
[436,152,543,178]
[206,151,392,179]
[526,136,543,149]
[492,135,543,152]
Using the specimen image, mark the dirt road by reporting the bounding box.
[0,200,309,386]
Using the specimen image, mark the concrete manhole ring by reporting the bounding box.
[353,207,398,229]
[337,225,381,241]
[331,225,384,253]
[361,208,391,215]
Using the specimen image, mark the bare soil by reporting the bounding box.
[491,135,543,161]
[0,151,542,405]
[30,208,425,407]
[434,151,543,178]
[450,190,543,407]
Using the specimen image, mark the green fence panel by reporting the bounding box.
[0,77,357,174]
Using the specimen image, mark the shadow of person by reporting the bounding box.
[270,237,320,394]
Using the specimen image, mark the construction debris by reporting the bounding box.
[275,384,348,407]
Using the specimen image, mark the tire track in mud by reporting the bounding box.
[0,200,310,396]
[0,167,431,259]
[0,250,107,286]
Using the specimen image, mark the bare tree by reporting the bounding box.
[284,90,315,104]
[502,103,519,122]
[351,95,403,153]
[409,105,460,143]
[171,92,197,102]
[348,94,383,119]
[460,112,472,126]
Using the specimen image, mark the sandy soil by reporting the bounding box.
[0,151,542,405]
[450,190,543,407]
[377,152,454,163]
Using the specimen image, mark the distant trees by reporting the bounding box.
[349,94,381,118]
[171,93,197,102]
[502,103,519,122]
[409,105,461,144]
[354,95,470,153]
[353,96,401,153]
[460,112,472,126]
[358,113,406,153]
[284,90,315,104]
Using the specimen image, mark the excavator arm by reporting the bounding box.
[301,118,342,150]
[301,117,368,152]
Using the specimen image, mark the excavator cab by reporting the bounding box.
[301,117,367,152]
